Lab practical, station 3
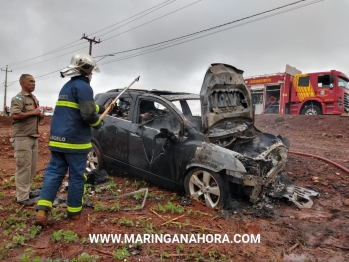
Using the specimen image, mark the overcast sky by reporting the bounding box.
[0,0,347,109]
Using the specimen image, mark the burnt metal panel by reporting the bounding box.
[200,63,253,134]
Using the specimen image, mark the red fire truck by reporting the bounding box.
[244,65,349,115]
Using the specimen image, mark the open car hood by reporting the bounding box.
[200,63,253,140]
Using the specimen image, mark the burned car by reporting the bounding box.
[88,63,304,209]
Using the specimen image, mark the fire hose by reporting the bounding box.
[289,150,349,174]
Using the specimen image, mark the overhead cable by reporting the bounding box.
[100,0,323,65]
[102,0,202,42]
[92,0,175,37]
[3,0,176,68]
[97,0,310,57]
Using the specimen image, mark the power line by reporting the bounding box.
[5,0,321,81]
[36,75,60,82]
[102,0,203,42]
[11,47,86,71]
[91,0,175,37]
[4,1,192,72]
[100,0,323,65]
[35,69,64,79]
[97,0,310,58]
[7,39,82,67]
[3,0,176,69]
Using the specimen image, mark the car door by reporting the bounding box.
[128,96,183,190]
[98,95,133,175]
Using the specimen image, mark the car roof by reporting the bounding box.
[99,89,199,101]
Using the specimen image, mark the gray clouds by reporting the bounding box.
[0,0,347,108]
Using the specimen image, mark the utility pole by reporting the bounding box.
[1,65,12,115]
[81,34,101,55]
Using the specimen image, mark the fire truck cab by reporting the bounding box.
[245,65,349,115]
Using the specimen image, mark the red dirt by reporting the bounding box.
[0,115,349,262]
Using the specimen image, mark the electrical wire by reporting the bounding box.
[100,0,323,65]
[3,1,197,72]
[102,0,202,42]
[6,39,82,68]
[11,47,87,71]
[35,75,60,82]
[4,0,322,80]
[3,0,176,68]
[35,69,64,79]
[93,0,176,38]
[97,0,312,58]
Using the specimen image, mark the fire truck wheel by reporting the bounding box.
[301,105,322,115]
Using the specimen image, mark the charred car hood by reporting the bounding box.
[200,63,254,140]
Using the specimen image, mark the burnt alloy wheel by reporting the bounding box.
[86,143,105,173]
[301,105,322,115]
[184,168,225,208]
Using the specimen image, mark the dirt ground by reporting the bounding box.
[0,114,349,262]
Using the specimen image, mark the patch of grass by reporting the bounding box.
[124,178,130,187]
[51,230,79,243]
[51,207,65,221]
[51,230,63,243]
[70,252,100,262]
[110,201,120,212]
[153,201,185,214]
[113,247,130,260]
[12,234,25,245]
[93,201,108,211]
[2,180,11,189]
[106,182,117,191]
[63,230,79,243]
[164,201,184,214]
[119,217,134,227]
[18,248,41,262]
[160,251,170,260]
[33,174,42,182]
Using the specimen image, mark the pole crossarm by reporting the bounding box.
[1,65,12,114]
[81,34,102,55]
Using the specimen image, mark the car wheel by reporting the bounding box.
[301,105,321,115]
[86,143,105,173]
[184,168,225,208]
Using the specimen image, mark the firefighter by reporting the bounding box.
[35,53,105,226]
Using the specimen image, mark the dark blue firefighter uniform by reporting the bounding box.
[36,75,104,217]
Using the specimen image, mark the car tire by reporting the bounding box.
[86,142,105,173]
[301,105,321,115]
[184,168,225,208]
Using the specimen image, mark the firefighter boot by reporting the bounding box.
[35,210,48,227]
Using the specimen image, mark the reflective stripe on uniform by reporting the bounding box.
[49,141,92,150]
[37,200,53,208]
[67,206,82,213]
[83,173,87,196]
[56,101,79,109]
[90,118,101,127]
[95,105,99,113]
